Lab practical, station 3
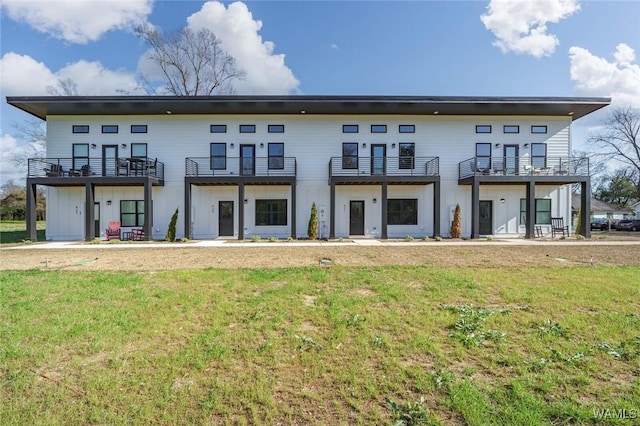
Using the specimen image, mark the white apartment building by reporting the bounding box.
[8,96,609,241]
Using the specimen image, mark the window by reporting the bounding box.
[268,143,284,169]
[255,199,287,226]
[399,125,415,133]
[210,125,227,133]
[268,124,285,133]
[475,143,492,170]
[121,200,144,227]
[72,125,89,133]
[239,124,256,133]
[503,125,519,134]
[131,125,147,133]
[102,125,118,134]
[531,143,547,168]
[342,142,358,169]
[399,142,415,169]
[210,143,226,170]
[475,125,492,134]
[342,125,359,133]
[531,125,547,134]
[371,124,387,133]
[387,199,418,225]
[520,198,551,225]
[72,144,89,169]
[131,143,147,158]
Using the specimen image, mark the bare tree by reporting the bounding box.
[46,78,78,96]
[588,106,640,177]
[135,24,245,96]
[11,119,47,168]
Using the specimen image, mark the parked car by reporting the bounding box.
[590,218,607,230]
[616,219,640,231]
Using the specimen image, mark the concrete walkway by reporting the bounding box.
[5,238,640,250]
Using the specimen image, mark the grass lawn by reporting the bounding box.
[0,221,45,244]
[1,265,639,425]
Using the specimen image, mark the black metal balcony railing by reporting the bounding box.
[329,156,439,178]
[458,156,589,180]
[185,157,297,177]
[27,157,165,179]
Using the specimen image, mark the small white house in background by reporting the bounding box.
[9,95,609,242]
[633,201,640,219]
[572,195,635,222]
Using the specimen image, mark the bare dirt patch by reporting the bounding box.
[1,241,639,271]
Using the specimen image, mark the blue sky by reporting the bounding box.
[1,0,639,183]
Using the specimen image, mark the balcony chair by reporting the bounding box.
[130,228,145,241]
[105,221,121,240]
[45,164,64,177]
[118,158,129,176]
[145,158,157,176]
[551,217,569,238]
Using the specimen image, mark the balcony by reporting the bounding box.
[458,156,589,182]
[27,157,165,181]
[329,156,439,184]
[185,157,296,186]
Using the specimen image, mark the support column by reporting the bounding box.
[471,180,480,239]
[143,179,153,241]
[184,181,191,239]
[238,182,245,240]
[85,183,95,241]
[433,180,441,237]
[25,180,37,242]
[581,181,591,239]
[329,181,336,239]
[525,181,536,239]
[381,182,388,239]
[291,180,297,239]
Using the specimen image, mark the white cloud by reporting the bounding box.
[185,1,299,94]
[569,43,640,106]
[330,43,339,51]
[0,133,27,184]
[0,52,141,96]
[2,0,153,44]
[481,0,580,58]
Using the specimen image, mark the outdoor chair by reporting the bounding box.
[130,228,145,241]
[551,217,569,238]
[105,221,121,240]
[45,164,64,177]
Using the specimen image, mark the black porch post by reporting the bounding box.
[184,181,191,239]
[471,180,479,239]
[581,181,591,238]
[329,181,336,239]
[433,179,441,237]
[143,179,152,241]
[381,182,388,239]
[525,181,536,238]
[85,183,95,241]
[25,180,37,242]
[291,180,297,239]
[238,182,245,240]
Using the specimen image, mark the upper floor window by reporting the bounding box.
[399,125,415,133]
[210,143,226,170]
[268,143,284,169]
[531,125,548,134]
[131,125,147,133]
[72,125,89,133]
[131,143,147,158]
[371,124,387,133]
[342,142,358,169]
[210,125,227,133]
[475,143,492,170]
[102,125,118,134]
[72,144,89,170]
[503,125,519,134]
[399,142,415,169]
[531,143,547,168]
[475,125,492,134]
[239,124,256,133]
[268,124,285,133]
[342,125,359,133]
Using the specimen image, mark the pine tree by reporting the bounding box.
[308,202,318,239]
[451,203,462,238]
[166,208,178,242]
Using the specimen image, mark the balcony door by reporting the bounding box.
[504,145,519,175]
[371,144,386,175]
[241,144,255,176]
[102,145,118,176]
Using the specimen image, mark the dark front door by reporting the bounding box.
[102,145,118,176]
[219,201,234,237]
[479,200,492,235]
[241,145,255,176]
[371,144,386,175]
[504,145,519,175]
[94,202,100,237]
[350,200,365,235]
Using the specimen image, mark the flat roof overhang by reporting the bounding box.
[6,95,610,121]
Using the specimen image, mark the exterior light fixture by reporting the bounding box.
[495,143,501,148]
[500,198,506,204]
[230,143,235,148]
[523,143,529,148]
[392,143,396,148]
[373,198,377,204]
[362,143,367,148]
[244,199,248,204]
[121,144,127,149]
[91,143,97,149]
[260,143,264,148]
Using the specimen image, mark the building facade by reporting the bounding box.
[8,96,609,241]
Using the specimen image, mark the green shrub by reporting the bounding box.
[450,204,462,238]
[308,202,318,239]
[165,208,178,242]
